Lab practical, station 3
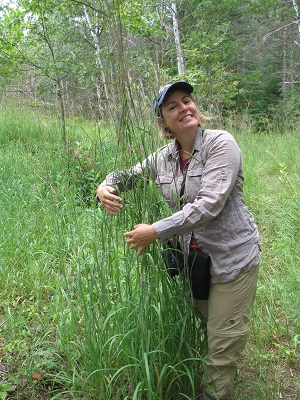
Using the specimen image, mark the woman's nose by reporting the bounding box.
[179,102,188,111]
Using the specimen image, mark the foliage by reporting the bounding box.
[0,0,299,128]
[0,1,300,398]
[0,106,299,399]
[274,88,300,131]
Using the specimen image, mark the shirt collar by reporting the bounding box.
[167,126,203,160]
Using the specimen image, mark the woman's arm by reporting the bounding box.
[96,149,162,216]
[96,148,166,254]
[99,151,159,193]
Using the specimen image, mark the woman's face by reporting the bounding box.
[160,90,200,136]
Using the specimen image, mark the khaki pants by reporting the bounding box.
[194,265,259,399]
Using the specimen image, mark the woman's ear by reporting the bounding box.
[157,116,173,138]
[157,117,168,130]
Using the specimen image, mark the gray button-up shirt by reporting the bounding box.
[101,127,260,283]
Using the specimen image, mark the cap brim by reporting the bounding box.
[153,81,194,114]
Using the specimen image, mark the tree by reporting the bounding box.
[1,0,299,127]
[82,4,110,109]
[0,0,78,145]
[171,1,185,74]
[292,0,300,38]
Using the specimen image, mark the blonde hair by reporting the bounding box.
[157,94,207,139]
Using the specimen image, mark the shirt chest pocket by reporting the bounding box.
[156,175,179,207]
[188,165,205,177]
[156,175,173,196]
[186,166,205,200]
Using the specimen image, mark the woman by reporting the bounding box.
[96,81,261,400]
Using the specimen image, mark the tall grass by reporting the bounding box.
[0,105,299,399]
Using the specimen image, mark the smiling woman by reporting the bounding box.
[96,81,261,400]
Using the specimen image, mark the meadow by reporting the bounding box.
[0,106,299,399]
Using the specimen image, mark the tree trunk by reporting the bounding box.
[292,0,300,37]
[56,80,67,148]
[83,5,110,114]
[40,13,67,147]
[171,2,185,75]
[282,26,288,92]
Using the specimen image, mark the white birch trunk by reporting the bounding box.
[83,5,109,109]
[292,0,300,36]
[171,2,185,75]
[282,26,288,92]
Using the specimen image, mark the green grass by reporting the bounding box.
[0,105,299,399]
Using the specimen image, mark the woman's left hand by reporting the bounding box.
[124,224,159,257]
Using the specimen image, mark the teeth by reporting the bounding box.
[181,115,192,121]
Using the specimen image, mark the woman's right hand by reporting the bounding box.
[96,185,123,216]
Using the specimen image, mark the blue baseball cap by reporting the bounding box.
[152,81,194,114]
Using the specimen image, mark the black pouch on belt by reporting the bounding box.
[161,238,184,277]
[187,252,211,300]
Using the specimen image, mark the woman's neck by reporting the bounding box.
[177,136,195,159]
[175,127,197,157]
[179,148,192,160]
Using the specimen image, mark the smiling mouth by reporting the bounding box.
[180,114,193,121]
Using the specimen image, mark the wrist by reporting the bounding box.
[96,185,104,203]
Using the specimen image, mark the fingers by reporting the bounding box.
[123,228,135,239]
[123,227,139,245]
[106,186,123,200]
[136,246,146,257]
[104,199,123,216]
[126,239,146,257]
[124,228,142,256]
[97,186,123,216]
[124,233,136,248]
[123,224,158,257]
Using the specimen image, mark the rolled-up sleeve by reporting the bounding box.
[100,152,159,192]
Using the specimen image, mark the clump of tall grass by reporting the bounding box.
[52,122,208,399]
[56,243,206,399]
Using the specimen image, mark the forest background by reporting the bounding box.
[0,0,299,399]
